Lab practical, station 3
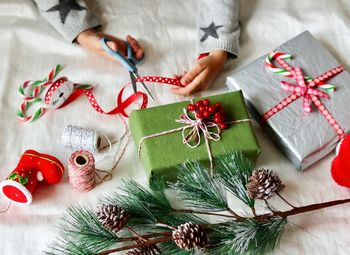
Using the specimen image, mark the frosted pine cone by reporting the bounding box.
[247,168,285,200]
[172,222,208,251]
[96,204,129,233]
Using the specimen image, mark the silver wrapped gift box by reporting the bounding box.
[226,31,350,170]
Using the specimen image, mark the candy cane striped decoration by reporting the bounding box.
[265,51,293,77]
[263,51,345,140]
[18,64,64,100]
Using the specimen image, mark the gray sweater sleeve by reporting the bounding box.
[33,0,101,42]
[198,0,240,57]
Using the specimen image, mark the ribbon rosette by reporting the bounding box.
[263,51,345,139]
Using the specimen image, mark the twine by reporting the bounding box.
[67,117,130,191]
[68,150,97,192]
[62,125,114,154]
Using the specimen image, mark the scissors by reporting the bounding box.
[100,37,154,101]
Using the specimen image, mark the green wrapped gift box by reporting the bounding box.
[129,90,261,182]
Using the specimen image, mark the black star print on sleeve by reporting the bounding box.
[200,22,223,42]
[47,0,86,24]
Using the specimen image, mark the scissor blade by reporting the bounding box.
[129,71,137,94]
[133,73,155,101]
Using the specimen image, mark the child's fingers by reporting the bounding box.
[180,62,205,85]
[106,40,118,52]
[172,69,210,96]
[127,35,144,60]
[171,75,204,96]
[171,83,199,96]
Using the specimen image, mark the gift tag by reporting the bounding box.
[47,80,74,109]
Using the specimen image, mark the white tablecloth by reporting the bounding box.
[0,0,349,254]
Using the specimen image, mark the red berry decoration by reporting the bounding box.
[196,112,204,119]
[203,99,210,106]
[187,104,195,111]
[208,106,216,113]
[214,102,221,110]
[189,99,228,127]
[195,100,203,108]
[214,116,223,124]
[214,113,221,119]
[203,111,210,118]
[199,106,205,112]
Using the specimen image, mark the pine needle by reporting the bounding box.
[171,160,228,211]
[208,217,287,255]
[102,179,173,221]
[216,151,255,208]
[46,206,118,255]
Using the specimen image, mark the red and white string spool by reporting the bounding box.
[68,150,96,192]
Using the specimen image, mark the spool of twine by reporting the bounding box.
[68,150,96,192]
[62,125,102,153]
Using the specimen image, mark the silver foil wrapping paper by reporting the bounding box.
[226,31,350,170]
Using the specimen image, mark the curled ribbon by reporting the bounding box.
[138,102,250,175]
[263,51,345,139]
[17,65,183,122]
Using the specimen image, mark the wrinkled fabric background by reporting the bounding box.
[0,0,349,254]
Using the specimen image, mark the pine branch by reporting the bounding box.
[173,209,238,219]
[255,198,350,221]
[46,206,118,255]
[207,217,287,255]
[45,238,95,255]
[95,236,173,255]
[47,152,350,255]
[102,179,173,221]
[276,192,297,208]
[171,160,229,212]
[216,151,255,208]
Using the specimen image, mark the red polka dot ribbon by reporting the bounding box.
[18,65,184,122]
[263,51,345,139]
[56,76,183,118]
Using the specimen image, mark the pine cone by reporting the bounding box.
[96,204,129,233]
[126,243,161,255]
[247,168,285,200]
[172,222,208,251]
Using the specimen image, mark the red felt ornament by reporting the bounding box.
[0,150,64,205]
[331,134,350,188]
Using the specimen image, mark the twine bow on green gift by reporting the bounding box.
[138,101,251,175]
